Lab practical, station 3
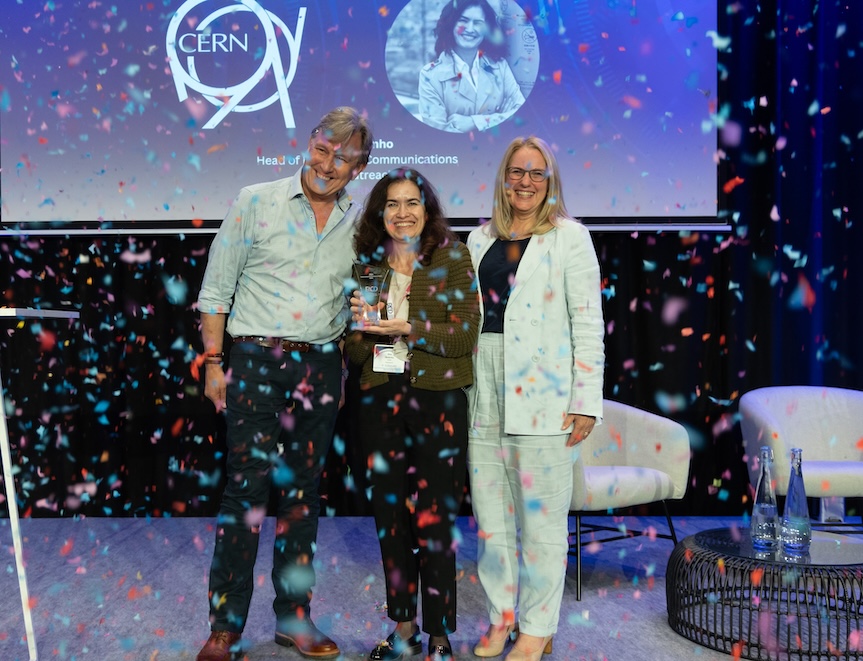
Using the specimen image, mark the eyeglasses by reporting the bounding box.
[506,167,548,182]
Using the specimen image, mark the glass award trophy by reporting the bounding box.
[352,262,393,325]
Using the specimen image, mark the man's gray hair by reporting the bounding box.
[311,107,374,167]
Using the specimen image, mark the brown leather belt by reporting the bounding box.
[233,336,315,353]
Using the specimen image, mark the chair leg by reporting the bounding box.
[576,514,582,601]
[574,506,677,601]
[662,500,678,545]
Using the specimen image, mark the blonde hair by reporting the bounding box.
[489,136,570,239]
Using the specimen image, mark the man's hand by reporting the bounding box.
[204,363,228,413]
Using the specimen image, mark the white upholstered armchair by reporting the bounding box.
[570,399,691,599]
[740,385,863,523]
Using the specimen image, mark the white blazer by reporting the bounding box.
[467,220,605,435]
[418,51,525,133]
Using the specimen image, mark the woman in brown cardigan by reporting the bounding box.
[345,168,479,661]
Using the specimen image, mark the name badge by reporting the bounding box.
[372,344,405,373]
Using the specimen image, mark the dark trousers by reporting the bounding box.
[207,342,341,633]
[357,372,468,636]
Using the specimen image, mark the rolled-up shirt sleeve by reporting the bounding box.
[197,190,254,316]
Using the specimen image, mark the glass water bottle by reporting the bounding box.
[750,446,779,548]
[781,447,811,552]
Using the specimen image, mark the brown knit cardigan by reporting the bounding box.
[344,240,479,391]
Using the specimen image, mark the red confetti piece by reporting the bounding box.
[791,273,816,311]
[723,176,745,193]
[417,510,441,528]
[190,355,204,382]
[38,329,57,351]
[750,567,764,587]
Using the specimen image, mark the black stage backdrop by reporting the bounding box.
[1,0,862,519]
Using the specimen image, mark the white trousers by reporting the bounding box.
[468,333,576,637]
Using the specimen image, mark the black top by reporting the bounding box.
[478,237,530,333]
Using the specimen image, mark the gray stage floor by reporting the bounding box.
[0,515,740,661]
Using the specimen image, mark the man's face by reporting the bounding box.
[302,131,366,201]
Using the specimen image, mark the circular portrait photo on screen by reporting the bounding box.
[386,0,539,133]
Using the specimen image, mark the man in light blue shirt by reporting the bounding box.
[195,107,373,661]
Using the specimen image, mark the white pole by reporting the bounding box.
[0,357,39,660]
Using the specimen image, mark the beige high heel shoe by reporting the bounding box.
[503,635,552,661]
[473,624,517,657]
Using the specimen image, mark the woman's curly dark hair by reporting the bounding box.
[433,0,507,61]
[353,168,456,266]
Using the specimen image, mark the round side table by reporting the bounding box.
[666,528,863,660]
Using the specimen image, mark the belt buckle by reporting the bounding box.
[281,340,310,353]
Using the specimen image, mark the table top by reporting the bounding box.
[691,527,863,567]
[0,307,80,319]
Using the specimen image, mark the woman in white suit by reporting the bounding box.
[466,137,605,661]
[418,0,525,133]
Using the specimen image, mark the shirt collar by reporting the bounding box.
[450,50,480,73]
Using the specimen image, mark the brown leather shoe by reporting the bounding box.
[197,630,242,661]
[275,619,341,658]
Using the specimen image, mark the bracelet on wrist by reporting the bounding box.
[205,351,224,358]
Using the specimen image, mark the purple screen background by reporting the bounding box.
[0,0,718,226]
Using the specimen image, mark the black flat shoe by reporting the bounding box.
[428,643,454,661]
[369,629,423,661]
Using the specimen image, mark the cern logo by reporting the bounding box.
[166,0,306,129]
